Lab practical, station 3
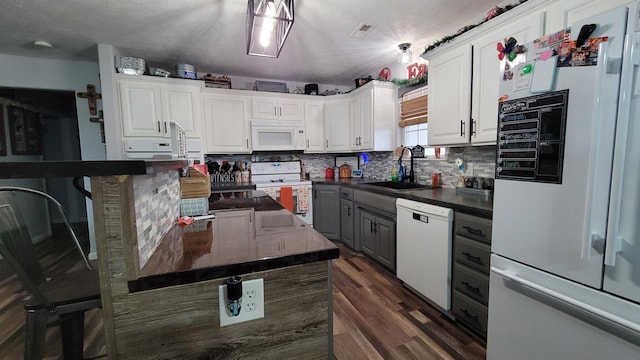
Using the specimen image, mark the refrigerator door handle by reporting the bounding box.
[581,42,612,260]
[492,266,640,345]
[605,32,640,266]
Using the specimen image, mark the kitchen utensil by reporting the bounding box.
[325,167,334,179]
[116,56,145,75]
[153,68,171,77]
[339,164,351,178]
[175,63,196,79]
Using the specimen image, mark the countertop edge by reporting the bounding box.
[0,160,188,178]
[311,178,493,219]
[128,247,340,292]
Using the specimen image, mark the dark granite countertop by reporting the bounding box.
[0,160,189,179]
[129,192,339,292]
[311,177,493,219]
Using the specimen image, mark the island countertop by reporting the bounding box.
[130,191,339,292]
[0,159,189,178]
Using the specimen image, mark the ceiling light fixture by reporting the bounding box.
[398,43,412,64]
[246,0,294,58]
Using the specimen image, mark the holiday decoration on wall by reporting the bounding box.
[422,0,529,54]
[378,67,391,81]
[407,63,427,80]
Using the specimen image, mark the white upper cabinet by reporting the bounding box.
[304,100,325,152]
[427,43,473,146]
[544,0,630,33]
[324,99,351,152]
[426,6,544,147]
[349,88,374,151]
[471,13,544,145]
[119,76,202,139]
[119,80,165,137]
[251,97,303,121]
[202,93,252,154]
[349,81,396,151]
[161,84,201,138]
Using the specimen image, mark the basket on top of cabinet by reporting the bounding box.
[452,212,492,339]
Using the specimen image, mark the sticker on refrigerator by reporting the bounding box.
[496,89,569,184]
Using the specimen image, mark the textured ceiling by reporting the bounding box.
[0,0,501,87]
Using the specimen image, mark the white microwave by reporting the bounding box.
[251,119,305,151]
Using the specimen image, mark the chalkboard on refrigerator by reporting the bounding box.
[495,89,569,184]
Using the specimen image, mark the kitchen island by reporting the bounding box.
[2,160,339,359]
[90,168,338,360]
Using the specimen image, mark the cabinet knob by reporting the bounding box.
[460,120,466,137]
[157,121,161,133]
[471,119,477,137]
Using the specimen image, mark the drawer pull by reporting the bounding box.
[462,281,482,295]
[463,225,484,237]
[462,252,484,265]
[461,309,480,323]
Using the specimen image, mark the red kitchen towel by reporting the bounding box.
[280,186,294,213]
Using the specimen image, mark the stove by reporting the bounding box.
[251,161,313,225]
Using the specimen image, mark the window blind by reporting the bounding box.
[399,94,427,128]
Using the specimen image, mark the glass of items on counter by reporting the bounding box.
[207,160,251,184]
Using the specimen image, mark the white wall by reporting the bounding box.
[0,53,103,257]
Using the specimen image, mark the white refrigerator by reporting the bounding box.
[488,3,640,359]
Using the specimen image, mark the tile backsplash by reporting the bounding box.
[205,145,497,187]
[133,171,181,268]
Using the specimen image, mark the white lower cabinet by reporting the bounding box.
[202,93,252,154]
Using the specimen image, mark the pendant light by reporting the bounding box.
[398,43,412,64]
[246,0,294,58]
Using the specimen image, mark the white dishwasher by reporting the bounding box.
[396,198,453,312]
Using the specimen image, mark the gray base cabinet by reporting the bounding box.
[357,207,396,272]
[452,212,492,339]
[312,184,341,240]
[340,198,354,248]
[339,187,355,249]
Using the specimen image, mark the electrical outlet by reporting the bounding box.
[219,278,264,327]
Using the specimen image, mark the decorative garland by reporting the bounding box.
[386,73,428,87]
[423,0,529,54]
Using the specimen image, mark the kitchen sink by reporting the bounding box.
[364,181,435,190]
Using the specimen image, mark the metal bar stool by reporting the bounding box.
[0,186,101,360]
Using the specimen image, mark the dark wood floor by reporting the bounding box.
[0,227,485,359]
[333,244,486,360]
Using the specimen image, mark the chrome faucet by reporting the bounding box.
[397,146,415,183]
